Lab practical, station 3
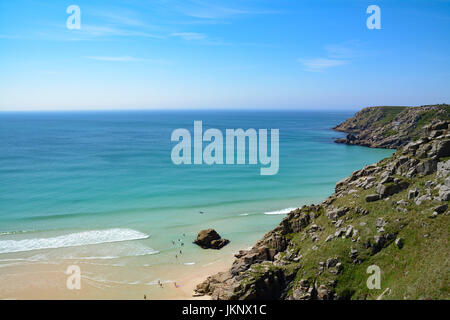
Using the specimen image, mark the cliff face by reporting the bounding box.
[334,104,450,148]
[195,113,450,300]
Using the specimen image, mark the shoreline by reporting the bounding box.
[0,255,233,300]
[0,110,406,300]
[0,204,313,299]
[193,115,450,300]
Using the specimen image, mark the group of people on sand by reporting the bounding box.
[144,232,193,299]
[156,279,179,289]
[143,280,179,299]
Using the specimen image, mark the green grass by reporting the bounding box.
[383,129,396,137]
[234,110,450,300]
[243,169,450,300]
[376,106,408,126]
[325,173,447,299]
[416,110,439,129]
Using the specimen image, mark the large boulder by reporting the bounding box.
[376,179,409,198]
[326,207,349,221]
[365,194,380,202]
[429,139,450,159]
[230,245,278,276]
[292,279,315,300]
[437,160,450,178]
[415,159,438,176]
[371,233,397,254]
[194,271,234,297]
[438,185,450,202]
[434,204,448,215]
[194,229,230,249]
[430,121,450,131]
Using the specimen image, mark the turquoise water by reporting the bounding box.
[0,111,393,267]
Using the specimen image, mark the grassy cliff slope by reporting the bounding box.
[334,104,450,148]
[195,113,450,300]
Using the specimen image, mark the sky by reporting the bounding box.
[0,0,449,111]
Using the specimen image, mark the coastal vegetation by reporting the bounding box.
[334,104,450,148]
[195,105,450,300]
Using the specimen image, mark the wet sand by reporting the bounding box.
[0,252,233,300]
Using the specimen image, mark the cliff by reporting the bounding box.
[194,110,450,300]
[334,104,450,148]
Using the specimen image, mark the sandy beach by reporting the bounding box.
[0,111,395,300]
[0,255,233,300]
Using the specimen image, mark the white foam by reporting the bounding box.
[0,230,31,236]
[263,207,296,215]
[75,256,120,260]
[0,228,149,254]
[184,262,195,265]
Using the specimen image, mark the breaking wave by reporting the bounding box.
[263,207,296,215]
[0,228,149,254]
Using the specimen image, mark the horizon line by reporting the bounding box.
[0,105,435,113]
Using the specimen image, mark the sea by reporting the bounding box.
[0,110,394,298]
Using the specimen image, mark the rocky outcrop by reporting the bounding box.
[334,104,450,149]
[195,262,285,300]
[195,116,450,300]
[194,229,230,249]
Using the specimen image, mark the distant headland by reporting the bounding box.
[194,104,450,300]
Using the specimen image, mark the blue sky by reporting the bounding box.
[0,0,449,111]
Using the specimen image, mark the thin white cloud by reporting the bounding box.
[300,58,347,72]
[175,1,284,19]
[182,7,247,19]
[170,32,231,46]
[78,25,163,39]
[85,56,172,64]
[171,32,206,40]
[32,24,165,42]
[299,41,363,72]
[91,10,146,27]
